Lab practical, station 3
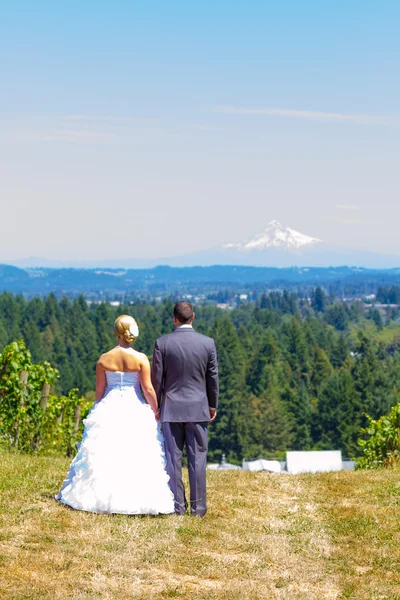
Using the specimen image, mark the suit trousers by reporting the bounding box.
[162,422,208,517]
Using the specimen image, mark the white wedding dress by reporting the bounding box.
[56,371,175,514]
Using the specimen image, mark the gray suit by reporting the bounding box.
[151,326,219,516]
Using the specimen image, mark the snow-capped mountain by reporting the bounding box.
[222,220,322,252]
[161,221,400,268]
[9,221,400,269]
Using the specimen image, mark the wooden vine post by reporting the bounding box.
[16,370,29,448]
[19,371,28,403]
[40,383,50,410]
[74,404,81,435]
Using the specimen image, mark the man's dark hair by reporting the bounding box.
[174,301,194,324]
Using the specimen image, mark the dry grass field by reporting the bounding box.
[1,452,400,600]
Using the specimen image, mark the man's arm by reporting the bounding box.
[206,340,219,415]
[151,339,164,406]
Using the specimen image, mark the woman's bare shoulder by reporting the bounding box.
[131,349,147,359]
[131,350,149,365]
[97,348,116,365]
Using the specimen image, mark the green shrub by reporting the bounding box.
[357,402,400,469]
[0,340,92,455]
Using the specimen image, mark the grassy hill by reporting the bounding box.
[1,453,400,600]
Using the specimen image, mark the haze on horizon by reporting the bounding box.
[1,1,399,264]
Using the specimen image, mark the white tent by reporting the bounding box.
[242,459,281,473]
[286,450,343,474]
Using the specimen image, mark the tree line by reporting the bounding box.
[1,290,400,462]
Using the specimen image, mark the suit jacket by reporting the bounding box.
[151,327,219,423]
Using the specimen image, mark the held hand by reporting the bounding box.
[154,409,160,421]
[208,408,217,423]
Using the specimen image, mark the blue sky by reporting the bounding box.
[1,1,399,262]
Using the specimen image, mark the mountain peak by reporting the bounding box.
[222,221,322,252]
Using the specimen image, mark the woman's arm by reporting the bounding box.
[139,355,159,418]
[95,361,107,401]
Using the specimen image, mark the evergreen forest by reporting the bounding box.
[1,289,400,462]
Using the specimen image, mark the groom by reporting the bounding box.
[151,301,219,517]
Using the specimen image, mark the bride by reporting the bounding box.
[56,315,174,514]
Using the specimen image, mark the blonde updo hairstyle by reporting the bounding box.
[114,315,139,345]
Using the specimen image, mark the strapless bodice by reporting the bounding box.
[106,371,141,392]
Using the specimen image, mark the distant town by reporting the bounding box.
[2,264,400,305]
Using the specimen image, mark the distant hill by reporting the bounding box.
[2,264,400,298]
[0,264,31,282]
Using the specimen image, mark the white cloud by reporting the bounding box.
[326,216,368,225]
[216,106,391,125]
[336,204,361,211]
[62,115,137,122]
[40,130,114,144]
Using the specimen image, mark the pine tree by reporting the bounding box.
[289,382,312,450]
[22,315,44,363]
[370,308,383,330]
[324,303,350,331]
[209,317,246,463]
[160,299,175,334]
[247,330,280,396]
[246,368,293,457]
[51,335,75,394]
[311,287,326,313]
[283,316,309,378]
[0,318,7,350]
[331,334,348,368]
[92,302,116,354]
[351,332,395,420]
[0,292,23,342]
[136,304,162,356]
[317,370,362,456]
[40,292,62,332]
[311,347,333,393]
